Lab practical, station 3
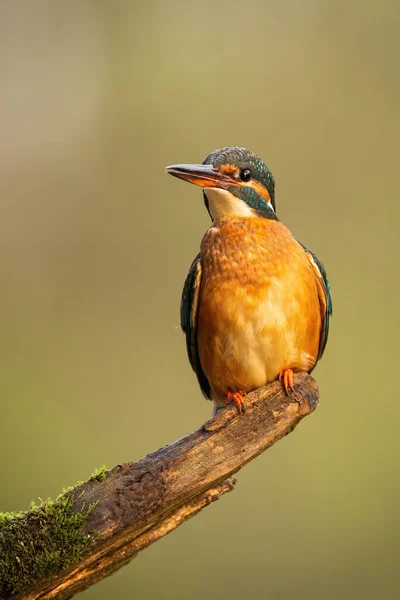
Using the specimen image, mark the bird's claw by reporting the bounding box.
[226,389,246,413]
[279,368,295,396]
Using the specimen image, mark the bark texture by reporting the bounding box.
[3,373,319,600]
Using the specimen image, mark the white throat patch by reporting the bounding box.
[204,188,256,220]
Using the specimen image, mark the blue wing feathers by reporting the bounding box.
[180,255,211,399]
[302,245,332,361]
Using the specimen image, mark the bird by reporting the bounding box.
[166,147,332,414]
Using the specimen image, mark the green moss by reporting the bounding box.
[0,466,107,596]
[89,465,108,482]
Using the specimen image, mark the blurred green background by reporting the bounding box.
[1,1,399,598]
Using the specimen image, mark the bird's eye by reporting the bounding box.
[239,169,252,182]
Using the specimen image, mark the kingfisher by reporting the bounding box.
[166,147,332,414]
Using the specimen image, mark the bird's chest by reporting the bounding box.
[197,219,317,399]
[199,219,295,324]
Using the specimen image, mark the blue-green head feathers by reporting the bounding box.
[202,147,276,219]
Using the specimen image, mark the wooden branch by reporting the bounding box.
[3,373,319,600]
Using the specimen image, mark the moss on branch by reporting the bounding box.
[0,374,319,600]
[0,467,108,596]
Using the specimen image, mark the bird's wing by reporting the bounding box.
[302,246,332,362]
[180,254,211,399]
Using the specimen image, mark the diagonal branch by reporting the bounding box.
[1,373,319,600]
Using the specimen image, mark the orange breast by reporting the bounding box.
[197,217,322,405]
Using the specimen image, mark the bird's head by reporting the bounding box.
[166,147,276,221]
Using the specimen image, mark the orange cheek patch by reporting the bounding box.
[219,163,239,177]
[248,180,272,204]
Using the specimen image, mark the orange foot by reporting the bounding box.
[226,389,246,414]
[279,368,295,396]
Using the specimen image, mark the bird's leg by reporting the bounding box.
[279,368,295,395]
[226,389,246,413]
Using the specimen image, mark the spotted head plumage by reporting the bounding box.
[166,146,277,221]
[203,147,276,212]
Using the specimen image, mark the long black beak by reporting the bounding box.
[165,163,235,189]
